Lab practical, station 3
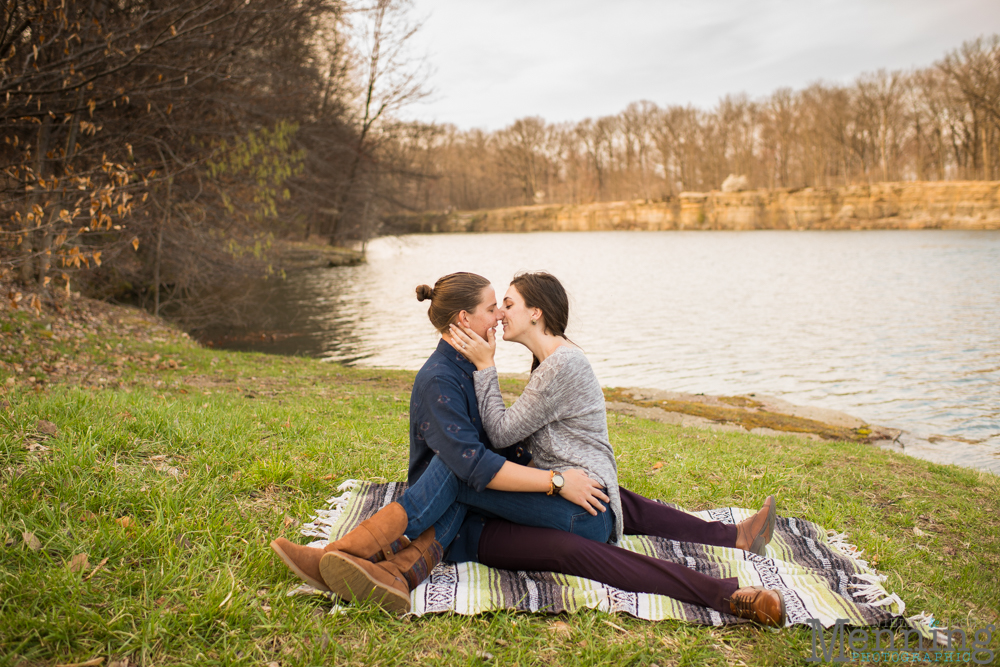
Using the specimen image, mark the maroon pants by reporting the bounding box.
[477,487,741,613]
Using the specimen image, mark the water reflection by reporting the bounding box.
[207,230,1000,474]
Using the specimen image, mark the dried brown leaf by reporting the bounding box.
[36,419,58,436]
[550,620,572,636]
[55,658,104,667]
[283,514,299,528]
[84,557,109,581]
[68,552,89,572]
[651,461,664,470]
[23,531,41,551]
[115,516,134,528]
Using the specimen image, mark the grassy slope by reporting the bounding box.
[1,298,998,667]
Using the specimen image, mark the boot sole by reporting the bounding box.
[269,540,330,592]
[749,496,777,556]
[319,552,412,613]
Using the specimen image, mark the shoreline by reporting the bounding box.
[598,386,998,476]
[382,181,1000,235]
[2,286,993,477]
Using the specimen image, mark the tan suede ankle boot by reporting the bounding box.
[270,502,410,591]
[318,527,443,613]
[735,496,776,556]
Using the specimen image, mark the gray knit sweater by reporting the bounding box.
[473,346,622,542]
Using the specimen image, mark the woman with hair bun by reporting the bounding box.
[272,271,786,626]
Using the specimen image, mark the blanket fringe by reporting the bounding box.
[299,479,362,540]
[825,530,871,569]
[847,573,906,615]
[830,531,912,620]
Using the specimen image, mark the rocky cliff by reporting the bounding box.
[383,181,1000,233]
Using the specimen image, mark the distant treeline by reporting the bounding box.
[1,0,424,325]
[385,35,1000,212]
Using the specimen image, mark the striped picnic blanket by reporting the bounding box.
[295,480,927,631]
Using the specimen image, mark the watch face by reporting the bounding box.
[553,473,565,489]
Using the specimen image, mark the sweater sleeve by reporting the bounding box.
[473,364,561,448]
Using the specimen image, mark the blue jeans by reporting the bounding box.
[400,455,614,553]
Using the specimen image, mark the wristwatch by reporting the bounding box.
[547,471,565,496]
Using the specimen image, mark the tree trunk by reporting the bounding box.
[154,178,171,316]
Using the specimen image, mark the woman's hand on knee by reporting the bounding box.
[561,469,609,516]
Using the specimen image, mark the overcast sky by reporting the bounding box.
[401,0,1000,131]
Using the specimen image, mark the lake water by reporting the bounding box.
[208,231,1000,474]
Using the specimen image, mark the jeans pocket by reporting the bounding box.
[569,509,612,543]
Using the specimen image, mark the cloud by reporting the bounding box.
[403,0,1000,130]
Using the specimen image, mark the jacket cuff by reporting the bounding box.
[467,449,506,492]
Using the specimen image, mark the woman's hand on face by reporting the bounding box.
[559,469,609,516]
[449,324,496,370]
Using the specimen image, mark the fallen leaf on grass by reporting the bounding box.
[153,463,184,478]
[37,420,58,436]
[550,620,572,636]
[913,526,927,537]
[477,651,494,661]
[148,455,167,461]
[55,658,104,667]
[79,511,97,522]
[651,461,664,470]
[67,553,89,572]
[602,619,628,633]
[283,515,299,528]
[84,557,109,581]
[27,442,50,452]
[115,516,134,528]
[23,531,41,551]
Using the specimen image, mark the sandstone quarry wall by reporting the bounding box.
[382,181,1000,234]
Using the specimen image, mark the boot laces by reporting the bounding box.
[727,589,758,618]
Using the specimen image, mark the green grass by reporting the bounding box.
[1,297,998,666]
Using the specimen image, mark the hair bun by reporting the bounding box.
[415,284,434,302]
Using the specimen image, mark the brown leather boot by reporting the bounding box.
[726,586,786,626]
[270,502,410,591]
[318,528,443,613]
[735,495,776,556]
[325,502,409,562]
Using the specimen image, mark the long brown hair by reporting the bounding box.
[416,272,492,333]
[510,272,570,371]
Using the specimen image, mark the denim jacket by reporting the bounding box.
[409,338,530,490]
